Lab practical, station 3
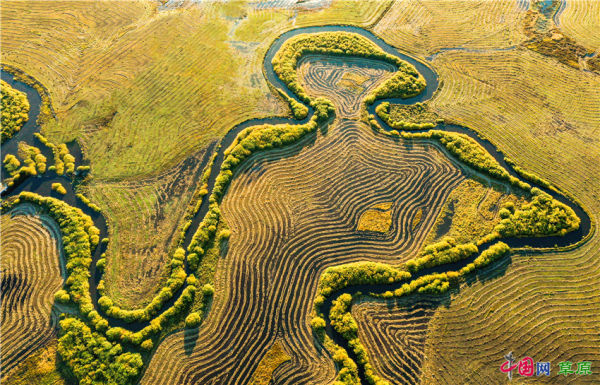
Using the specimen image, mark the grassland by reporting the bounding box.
[0,0,396,319]
[424,179,524,245]
[248,341,292,385]
[0,206,64,378]
[4,340,67,385]
[374,0,528,57]
[2,1,598,384]
[140,58,464,384]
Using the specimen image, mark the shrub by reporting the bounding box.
[1,79,29,143]
[96,257,106,271]
[495,190,580,237]
[76,193,102,212]
[407,240,478,272]
[202,283,215,297]
[185,312,202,328]
[460,242,510,275]
[51,182,67,195]
[140,339,153,351]
[58,317,143,385]
[3,154,20,175]
[318,261,411,298]
[54,289,70,304]
[375,102,438,130]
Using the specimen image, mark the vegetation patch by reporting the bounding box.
[375,101,440,130]
[425,179,521,244]
[57,317,142,385]
[4,341,67,385]
[495,188,580,238]
[1,80,29,143]
[411,208,423,232]
[337,72,371,94]
[357,203,392,233]
[51,183,67,195]
[523,0,595,71]
[248,341,291,385]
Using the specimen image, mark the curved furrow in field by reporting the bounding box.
[352,297,443,385]
[0,207,64,377]
[143,124,465,385]
[140,55,471,385]
[298,56,395,118]
[420,229,600,385]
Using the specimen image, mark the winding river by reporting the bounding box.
[1,24,591,383]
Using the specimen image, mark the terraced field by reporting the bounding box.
[0,205,64,377]
[1,2,598,384]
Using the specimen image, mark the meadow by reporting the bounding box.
[1,0,599,384]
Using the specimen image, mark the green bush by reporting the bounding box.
[185,312,202,328]
[140,339,153,351]
[1,80,29,143]
[58,317,143,385]
[275,87,309,119]
[318,261,411,298]
[3,154,20,175]
[52,143,75,175]
[374,102,437,130]
[495,189,580,237]
[406,239,478,272]
[11,142,47,177]
[51,182,67,195]
[54,289,71,304]
[460,242,510,275]
[76,193,102,212]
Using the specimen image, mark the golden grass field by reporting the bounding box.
[1,0,599,384]
[0,206,64,378]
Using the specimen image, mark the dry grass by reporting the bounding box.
[249,341,291,385]
[374,0,528,57]
[559,0,600,51]
[0,206,64,377]
[357,204,393,233]
[140,60,464,385]
[4,340,67,385]
[84,148,208,309]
